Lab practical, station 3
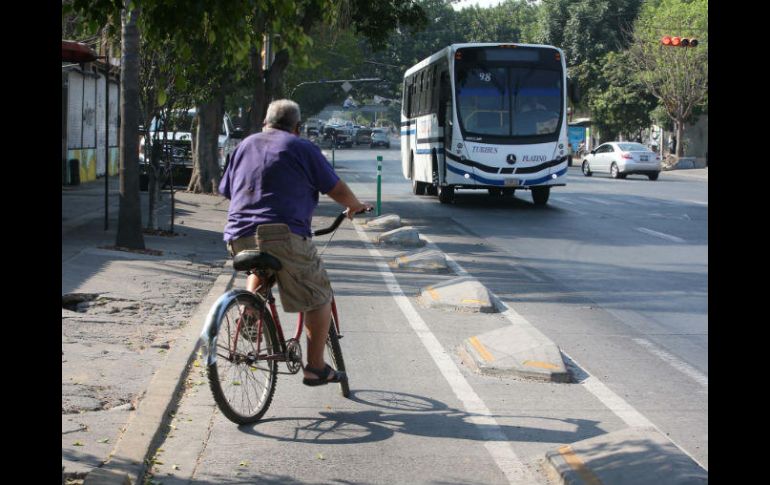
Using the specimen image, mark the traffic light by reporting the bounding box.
[661,36,699,47]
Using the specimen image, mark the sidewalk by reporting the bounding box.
[62,179,231,482]
[663,166,708,180]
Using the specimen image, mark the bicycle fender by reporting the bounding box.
[199,289,260,366]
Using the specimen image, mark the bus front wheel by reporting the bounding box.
[531,186,550,206]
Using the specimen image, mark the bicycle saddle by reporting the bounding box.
[233,250,283,272]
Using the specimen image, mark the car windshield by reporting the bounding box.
[151,111,194,133]
[454,46,563,141]
[618,142,649,152]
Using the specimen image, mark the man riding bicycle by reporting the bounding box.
[218,99,371,386]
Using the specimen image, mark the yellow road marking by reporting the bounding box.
[461,299,484,304]
[469,336,495,362]
[523,360,559,370]
[558,445,603,485]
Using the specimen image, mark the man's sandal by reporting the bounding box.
[302,364,346,387]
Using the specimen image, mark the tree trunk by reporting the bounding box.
[247,46,266,135]
[248,47,291,135]
[116,4,145,249]
[188,97,224,193]
[147,138,162,229]
[675,121,684,158]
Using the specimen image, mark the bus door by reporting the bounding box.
[438,72,453,185]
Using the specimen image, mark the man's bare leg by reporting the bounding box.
[303,301,333,380]
[246,273,260,293]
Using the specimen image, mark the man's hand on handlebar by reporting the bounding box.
[345,203,374,219]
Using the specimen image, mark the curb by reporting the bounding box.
[543,427,708,484]
[82,264,237,485]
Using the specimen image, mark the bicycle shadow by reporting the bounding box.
[238,389,604,447]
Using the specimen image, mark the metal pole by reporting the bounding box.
[332,134,336,169]
[376,155,382,216]
[105,66,109,230]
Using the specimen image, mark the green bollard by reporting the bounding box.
[376,155,382,216]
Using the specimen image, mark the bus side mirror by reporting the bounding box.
[568,78,581,104]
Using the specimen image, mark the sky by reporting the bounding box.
[452,0,507,10]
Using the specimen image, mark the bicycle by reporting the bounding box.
[199,209,369,425]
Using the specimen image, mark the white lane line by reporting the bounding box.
[353,224,536,485]
[633,338,708,389]
[580,196,613,206]
[552,202,588,216]
[683,199,708,207]
[636,227,685,243]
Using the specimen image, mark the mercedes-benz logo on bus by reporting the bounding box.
[506,154,517,165]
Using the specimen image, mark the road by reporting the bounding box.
[149,142,707,484]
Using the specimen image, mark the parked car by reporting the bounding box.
[139,109,243,190]
[321,126,353,148]
[581,142,661,180]
[354,128,373,146]
[370,129,390,149]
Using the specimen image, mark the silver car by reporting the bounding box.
[581,142,661,180]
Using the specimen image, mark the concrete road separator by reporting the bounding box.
[460,325,570,382]
[362,213,402,231]
[417,276,497,313]
[376,226,425,247]
[83,265,237,485]
[544,427,708,485]
[390,248,448,271]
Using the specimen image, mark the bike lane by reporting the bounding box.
[144,207,527,484]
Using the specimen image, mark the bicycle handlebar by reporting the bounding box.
[312,207,373,237]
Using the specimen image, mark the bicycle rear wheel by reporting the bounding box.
[207,292,279,424]
[326,317,350,398]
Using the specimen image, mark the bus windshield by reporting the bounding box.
[455,48,563,140]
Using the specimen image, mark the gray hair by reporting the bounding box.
[264,99,301,132]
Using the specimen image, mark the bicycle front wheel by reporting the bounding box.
[326,317,350,398]
[207,292,279,424]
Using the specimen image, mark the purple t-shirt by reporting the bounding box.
[219,129,340,241]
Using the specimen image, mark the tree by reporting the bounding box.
[115,3,145,249]
[587,51,656,141]
[629,0,707,157]
[245,0,427,135]
[538,0,644,112]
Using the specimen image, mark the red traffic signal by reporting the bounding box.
[661,36,699,47]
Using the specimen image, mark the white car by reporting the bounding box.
[581,142,661,180]
[370,129,390,149]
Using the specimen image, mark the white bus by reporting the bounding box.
[401,43,577,205]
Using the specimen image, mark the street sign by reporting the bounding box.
[341,81,353,92]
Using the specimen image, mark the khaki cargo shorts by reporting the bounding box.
[227,224,333,313]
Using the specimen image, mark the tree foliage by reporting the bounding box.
[587,51,657,141]
[287,0,541,123]
[538,0,643,112]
